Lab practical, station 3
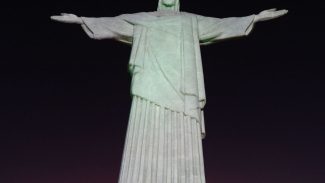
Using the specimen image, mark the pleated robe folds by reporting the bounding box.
[81,12,255,183]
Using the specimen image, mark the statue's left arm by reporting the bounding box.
[198,9,288,45]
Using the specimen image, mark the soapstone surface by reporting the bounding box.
[51,1,287,182]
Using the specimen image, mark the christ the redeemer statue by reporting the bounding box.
[51,0,287,182]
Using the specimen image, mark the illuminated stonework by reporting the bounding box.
[51,1,287,182]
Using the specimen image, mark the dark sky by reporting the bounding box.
[1,0,324,183]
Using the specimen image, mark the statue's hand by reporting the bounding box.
[254,8,288,22]
[50,13,83,24]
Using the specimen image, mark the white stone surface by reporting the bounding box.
[119,96,205,183]
[51,1,287,182]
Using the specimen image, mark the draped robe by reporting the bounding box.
[80,12,255,183]
[81,12,255,137]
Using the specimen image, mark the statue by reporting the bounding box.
[51,0,287,182]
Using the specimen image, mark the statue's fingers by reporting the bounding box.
[274,10,288,17]
[265,8,277,12]
[279,9,289,15]
[61,13,75,17]
[51,15,73,23]
[60,13,78,19]
[50,15,62,21]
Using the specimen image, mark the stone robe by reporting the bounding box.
[81,12,255,138]
[80,12,255,183]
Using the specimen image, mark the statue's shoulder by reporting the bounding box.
[144,11,199,18]
[119,12,152,18]
[180,12,201,18]
[117,12,157,23]
[180,12,195,16]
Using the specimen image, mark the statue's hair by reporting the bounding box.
[157,0,180,12]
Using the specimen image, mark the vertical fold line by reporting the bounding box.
[177,113,183,183]
[184,116,189,183]
[132,98,148,182]
[195,120,203,183]
[118,96,136,183]
[157,106,165,183]
[172,111,178,183]
[144,102,155,183]
[126,96,142,183]
[197,117,206,183]
[145,102,153,183]
[138,99,151,183]
[188,117,194,183]
[180,113,186,183]
[191,119,200,183]
[152,104,160,183]
[166,109,172,183]
[163,109,167,183]
[176,112,180,183]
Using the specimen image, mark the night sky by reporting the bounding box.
[1,0,324,183]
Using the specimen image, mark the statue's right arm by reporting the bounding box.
[50,13,116,39]
[50,13,104,38]
[51,13,95,38]
[50,13,132,42]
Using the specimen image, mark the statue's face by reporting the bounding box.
[162,0,176,7]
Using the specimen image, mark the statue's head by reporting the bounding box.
[157,0,180,12]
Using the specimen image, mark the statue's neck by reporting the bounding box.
[157,1,180,12]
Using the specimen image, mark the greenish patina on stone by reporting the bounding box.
[51,1,287,182]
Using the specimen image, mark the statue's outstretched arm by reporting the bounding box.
[51,13,83,24]
[198,8,288,45]
[254,9,288,23]
[51,13,133,43]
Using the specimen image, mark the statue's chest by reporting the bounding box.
[136,15,194,37]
